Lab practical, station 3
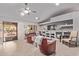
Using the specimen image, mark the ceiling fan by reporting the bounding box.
[20,3,37,16]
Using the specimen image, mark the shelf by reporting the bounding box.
[60,24,73,28]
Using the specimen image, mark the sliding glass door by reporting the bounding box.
[3,22,18,42]
[0,21,3,44]
[0,21,18,43]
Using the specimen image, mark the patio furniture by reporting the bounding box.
[62,31,78,47]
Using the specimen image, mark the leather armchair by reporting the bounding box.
[25,33,36,44]
[39,38,56,55]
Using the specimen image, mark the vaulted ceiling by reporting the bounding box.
[0,3,79,23]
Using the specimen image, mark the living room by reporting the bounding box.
[0,2,79,57]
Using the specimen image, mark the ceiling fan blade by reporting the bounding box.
[27,13,30,15]
[32,11,37,13]
[18,8,25,12]
[25,3,28,6]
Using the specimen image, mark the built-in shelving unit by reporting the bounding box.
[39,19,73,39]
[47,19,73,31]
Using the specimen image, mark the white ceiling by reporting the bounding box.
[0,3,79,23]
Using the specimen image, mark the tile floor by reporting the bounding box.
[0,40,79,56]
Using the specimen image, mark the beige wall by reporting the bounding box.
[18,22,38,41]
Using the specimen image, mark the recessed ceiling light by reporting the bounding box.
[56,3,60,6]
[20,12,25,16]
[24,10,29,14]
[35,17,39,20]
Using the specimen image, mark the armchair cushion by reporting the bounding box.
[62,38,71,42]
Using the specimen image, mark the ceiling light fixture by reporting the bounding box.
[24,10,29,14]
[35,17,39,20]
[56,3,60,6]
[20,12,25,16]
[20,3,37,16]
